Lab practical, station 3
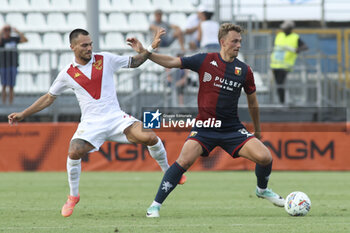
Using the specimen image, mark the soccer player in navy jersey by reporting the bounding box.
[145,23,285,218]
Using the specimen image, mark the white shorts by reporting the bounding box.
[71,111,139,152]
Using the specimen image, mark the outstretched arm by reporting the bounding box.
[127,28,165,68]
[128,28,182,69]
[149,52,182,69]
[8,93,56,125]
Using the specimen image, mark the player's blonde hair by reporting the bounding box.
[218,23,243,42]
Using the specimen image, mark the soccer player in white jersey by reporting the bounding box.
[8,28,186,217]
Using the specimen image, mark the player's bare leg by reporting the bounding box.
[124,122,186,184]
[239,138,285,207]
[2,86,7,104]
[61,139,94,217]
[9,87,14,105]
[146,140,202,217]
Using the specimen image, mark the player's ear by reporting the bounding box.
[219,38,225,47]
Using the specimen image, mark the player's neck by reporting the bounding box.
[74,57,90,66]
[220,51,235,63]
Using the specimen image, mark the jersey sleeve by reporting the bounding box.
[103,52,131,72]
[243,66,256,95]
[48,70,68,96]
[180,53,206,72]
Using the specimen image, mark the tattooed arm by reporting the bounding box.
[127,28,165,68]
[129,49,150,68]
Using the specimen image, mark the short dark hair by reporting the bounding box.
[69,28,89,44]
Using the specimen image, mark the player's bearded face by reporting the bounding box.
[223,31,241,58]
[72,35,93,63]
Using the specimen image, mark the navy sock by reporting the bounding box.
[154,162,186,204]
[255,161,272,189]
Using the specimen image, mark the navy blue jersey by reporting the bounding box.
[181,53,256,131]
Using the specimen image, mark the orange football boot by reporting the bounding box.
[178,174,187,185]
[61,194,80,217]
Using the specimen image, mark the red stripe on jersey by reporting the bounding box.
[197,53,226,121]
[67,55,104,100]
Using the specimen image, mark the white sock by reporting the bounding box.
[151,200,162,208]
[257,186,266,194]
[67,157,81,197]
[147,137,169,172]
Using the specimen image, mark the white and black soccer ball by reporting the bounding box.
[284,191,311,216]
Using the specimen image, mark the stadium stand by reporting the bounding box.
[26,13,47,32]
[103,32,128,50]
[67,12,87,29]
[110,0,133,12]
[132,0,153,12]
[5,13,26,30]
[108,12,129,32]
[30,0,51,12]
[8,0,30,12]
[128,12,150,31]
[42,32,65,50]
[50,0,71,11]
[47,13,68,32]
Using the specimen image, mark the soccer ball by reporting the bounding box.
[284,191,311,216]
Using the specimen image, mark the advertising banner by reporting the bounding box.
[0,122,348,171]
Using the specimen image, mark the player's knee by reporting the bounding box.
[256,151,272,166]
[176,158,192,170]
[68,151,84,160]
[144,133,158,146]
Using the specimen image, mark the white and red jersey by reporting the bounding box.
[49,52,131,121]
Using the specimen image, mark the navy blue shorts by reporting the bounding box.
[186,127,255,158]
[0,67,17,87]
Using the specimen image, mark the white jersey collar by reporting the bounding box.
[72,53,96,68]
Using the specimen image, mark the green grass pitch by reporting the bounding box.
[0,171,349,233]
